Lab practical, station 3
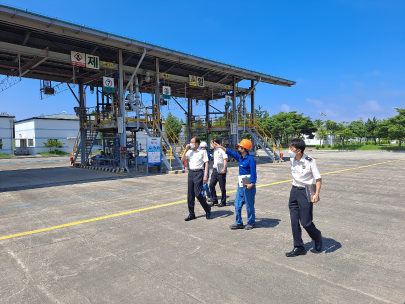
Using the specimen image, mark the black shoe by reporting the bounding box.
[206,208,211,219]
[207,196,212,202]
[230,223,244,229]
[218,203,226,207]
[285,247,306,257]
[184,215,196,221]
[315,234,323,252]
[209,202,218,207]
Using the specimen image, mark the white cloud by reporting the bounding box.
[280,104,290,112]
[306,98,324,107]
[358,100,381,112]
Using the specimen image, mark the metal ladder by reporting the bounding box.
[72,125,99,164]
[246,127,276,161]
[238,107,281,161]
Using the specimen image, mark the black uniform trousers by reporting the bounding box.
[289,186,321,248]
[209,169,227,205]
[187,170,210,216]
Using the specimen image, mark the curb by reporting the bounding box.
[168,169,186,174]
[78,165,125,173]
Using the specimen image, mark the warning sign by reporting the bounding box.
[103,76,115,93]
[189,75,197,85]
[71,51,86,67]
[225,95,232,107]
[162,86,171,100]
[86,54,99,69]
[197,76,204,87]
[147,137,162,165]
[231,123,237,135]
[117,117,124,134]
[102,61,114,69]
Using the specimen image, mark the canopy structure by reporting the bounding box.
[0,4,296,168]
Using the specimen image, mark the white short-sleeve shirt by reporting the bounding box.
[186,148,208,170]
[290,154,321,187]
[213,148,228,170]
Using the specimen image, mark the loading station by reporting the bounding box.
[0,4,296,171]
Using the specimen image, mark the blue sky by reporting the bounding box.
[0,0,404,123]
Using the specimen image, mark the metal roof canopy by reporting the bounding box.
[0,4,295,101]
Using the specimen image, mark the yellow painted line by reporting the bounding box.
[1,158,404,241]
[0,200,187,241]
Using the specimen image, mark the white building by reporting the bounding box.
[14,113,81,155]
[303,133,337,146]
[0,115,15,155]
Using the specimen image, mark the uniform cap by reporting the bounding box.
[200,141,208,148]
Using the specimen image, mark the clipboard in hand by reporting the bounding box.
[238,175,251,187]
[305,184,320,203]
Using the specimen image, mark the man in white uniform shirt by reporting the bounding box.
[181,136,211,221]
[286,138,323,257]
[209,138,228,207]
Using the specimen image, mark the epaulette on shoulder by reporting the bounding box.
[305,156,313,162]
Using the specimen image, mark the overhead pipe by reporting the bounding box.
[241,77,261,105]
[135,75,140,131]
[122,48,146,132]
[124,48,146,94]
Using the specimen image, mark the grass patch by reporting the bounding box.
[0,153,15,158]
[307,144,405,151]
[38,150,72,156]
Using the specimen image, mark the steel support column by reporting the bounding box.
[251,79,255,152]
[118,49,126,168]
[154,58,160,121]
[232,75,237,148]
[205,99,210,152]
[187,98,192,142]
[79,80,86,164]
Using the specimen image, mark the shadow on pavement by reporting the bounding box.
[255,217,281,228]
[0,167,153,193]
[202,210,234,220]
[306,237,342,254]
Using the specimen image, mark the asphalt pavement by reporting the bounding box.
[0,151,404,303]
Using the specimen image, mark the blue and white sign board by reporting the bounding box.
[147,137,162,165]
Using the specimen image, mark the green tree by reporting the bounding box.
[364,117,379,144]
[261,112,288,143]
[375,120,390,142]
[325,120,339,145]
[43,139,63,152]
[165,112,182,142]
[335,122,355,146]
[263,111,316,143]
[254,105,269,125]
[313,119,324,129]
[376,108,405,147]
[349,120,366,143]
[315,126,328,145]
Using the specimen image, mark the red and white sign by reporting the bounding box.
[71,51,86,67]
